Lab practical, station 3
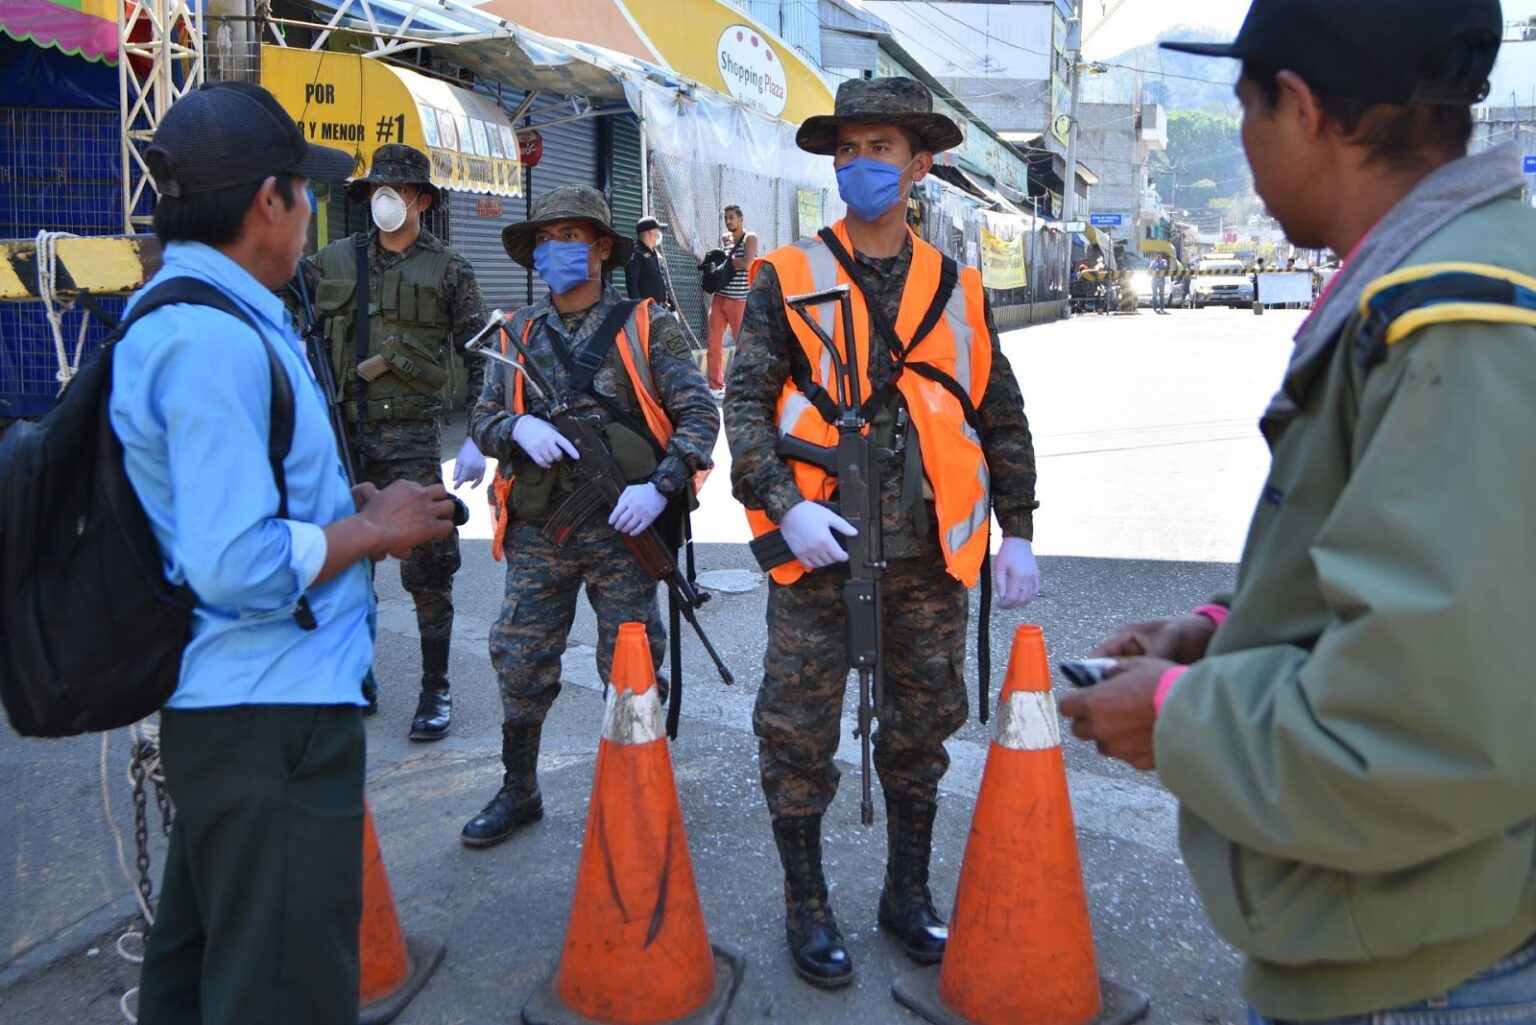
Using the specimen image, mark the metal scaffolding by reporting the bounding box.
[119,0,206,234]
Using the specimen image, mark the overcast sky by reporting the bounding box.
[1081,0,1536,58]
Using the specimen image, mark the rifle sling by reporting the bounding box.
[540,312,667,461]
[352,231,370,378]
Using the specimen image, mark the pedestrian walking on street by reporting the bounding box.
[1059,2,1536,1022]
[305,143,490,741]
[1150,254,1170,314]
[115,82,456,1025]
[707,204,755,393]
[463,185,718,849]
[724,75,1041,989]
[626,215,674,309]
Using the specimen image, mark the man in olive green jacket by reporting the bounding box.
[1061,2,1536,1021]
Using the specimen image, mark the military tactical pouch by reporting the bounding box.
[509,459,563,521]
[356,354,390,381]
[380,334,449,394]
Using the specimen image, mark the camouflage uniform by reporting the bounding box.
[724,238,1039,819]
[305,228,487,642]
[470,285,717,726]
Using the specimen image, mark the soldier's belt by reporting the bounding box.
[343,396,441,423]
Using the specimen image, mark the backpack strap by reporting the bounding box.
[1356,263,1536,368]
[120,278,316,630]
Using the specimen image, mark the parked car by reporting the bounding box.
[1190,258,1254,308]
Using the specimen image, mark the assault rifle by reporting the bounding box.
[464,311,734,687]
[747,285,886,826]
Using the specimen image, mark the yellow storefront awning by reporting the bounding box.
[260,45,523,198]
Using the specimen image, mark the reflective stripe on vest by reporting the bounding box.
[488,299,672,562]
[743,220,993,587]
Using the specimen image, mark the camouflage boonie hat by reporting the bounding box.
[345,144,438,202]
[501,184,634,271]
[796,76,964,157]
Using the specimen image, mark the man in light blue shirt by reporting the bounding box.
[110,81,456,1025]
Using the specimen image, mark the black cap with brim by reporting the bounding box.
[1160,0,1502,107]
[147,81,354,198]
[501,184,633,271]
[795,76,964,156]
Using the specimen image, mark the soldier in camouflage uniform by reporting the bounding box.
[306,144,489,741]
[724,77,1042,987]
[463,185,717,848]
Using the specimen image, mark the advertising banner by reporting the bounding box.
[981,225,1027,289]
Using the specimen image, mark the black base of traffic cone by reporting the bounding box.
[892,966,1151,1025]
[522,944,745,1025]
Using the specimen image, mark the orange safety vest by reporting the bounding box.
[744,221,994,587]
[489,299,673,561]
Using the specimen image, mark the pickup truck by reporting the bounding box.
[1190,259,1255,309]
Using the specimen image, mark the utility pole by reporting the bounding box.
[1061,0,1084,289]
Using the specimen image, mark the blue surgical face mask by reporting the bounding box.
[836,156,915,222]
[533,240,593,294]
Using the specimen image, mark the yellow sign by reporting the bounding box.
[260,46,522,198]
[621,0,835,125]
[980,226,1027,290]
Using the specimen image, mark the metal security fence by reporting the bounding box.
[1,107,147,418]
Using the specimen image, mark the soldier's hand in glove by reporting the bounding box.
[609,482,668,536]
[452,437,486,488]
[781,500,857,569]
[512,415,580,469]
[994,537,1040,609]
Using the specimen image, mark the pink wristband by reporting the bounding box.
[1154,665,1188,716]
[1192,603,1228,627]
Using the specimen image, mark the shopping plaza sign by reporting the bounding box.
[716,25,788,118]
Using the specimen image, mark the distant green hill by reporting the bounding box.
[1084,25,1242,113]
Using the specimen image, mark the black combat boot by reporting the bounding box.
[877,796,948,964]
[772,815,854,988]
[409,637,452,741]
[461,723,544,848]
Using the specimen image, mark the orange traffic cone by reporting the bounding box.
[892,624,1150,1025]
[358,801,445,1025]
[522,622,744,1025]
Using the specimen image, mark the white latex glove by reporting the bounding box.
[609,482,669,536]
[994,537,1041,610]
[452,437,486,489]
[511,415,579,469]
[781,500,858,569]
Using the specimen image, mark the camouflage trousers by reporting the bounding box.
[358,453,460,642]
[491,517,665,726]
[754,544,969,820]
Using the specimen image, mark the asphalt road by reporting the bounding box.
[0,305,1306,1024]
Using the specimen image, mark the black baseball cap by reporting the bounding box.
[1162,0,1503,106]
[146,81,355,198]
[636,216,668,233]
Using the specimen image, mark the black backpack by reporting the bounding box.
[0,278,302,737]
[698,248,734,294]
